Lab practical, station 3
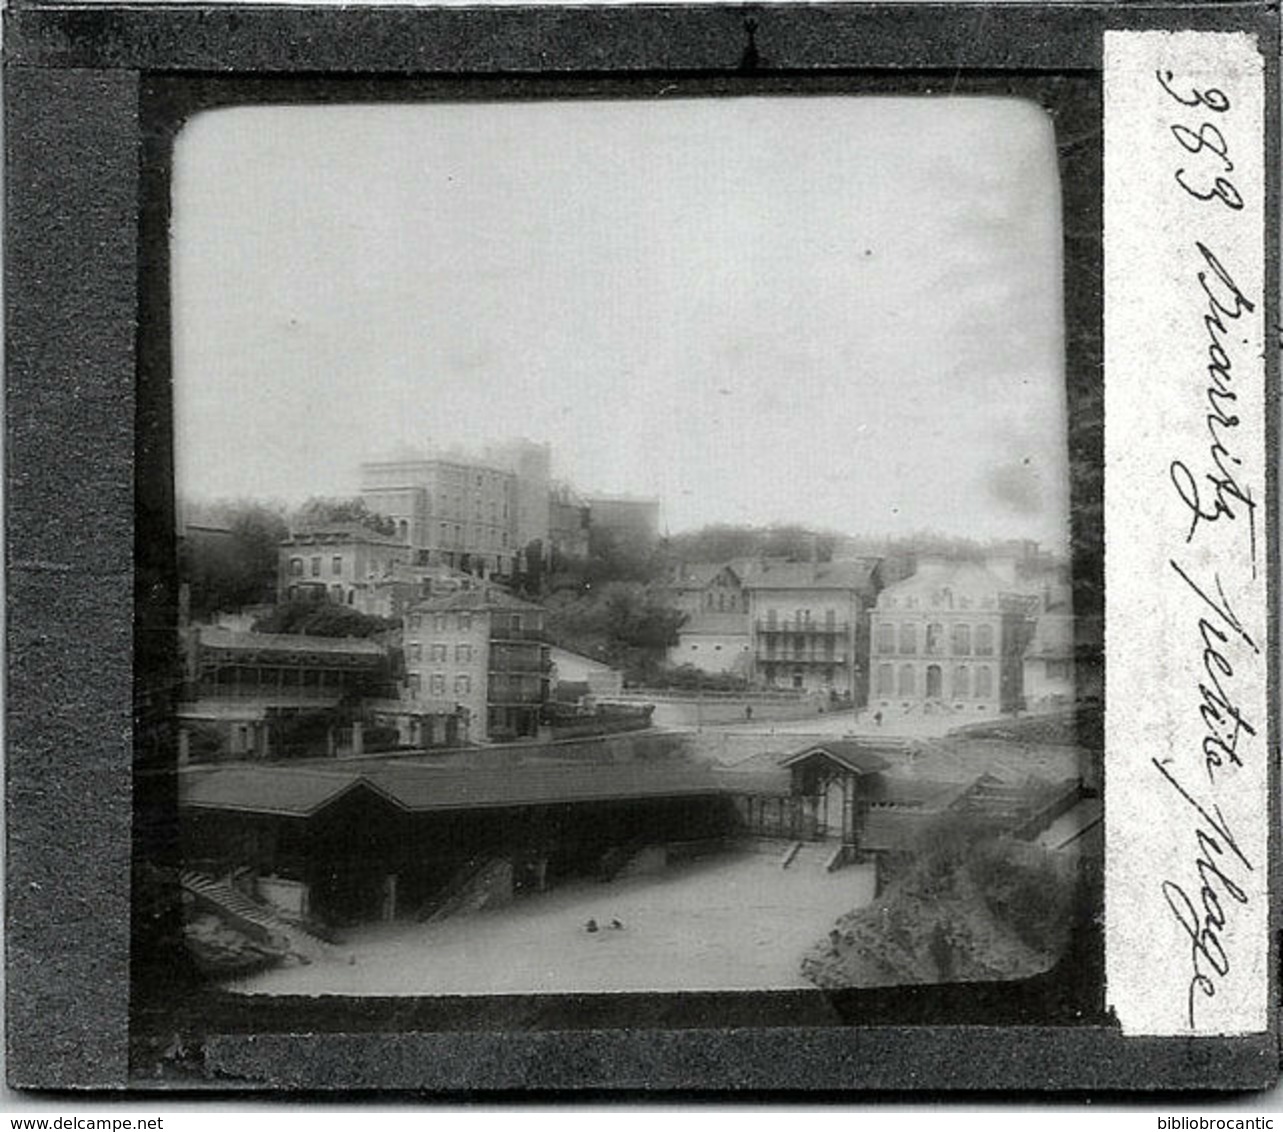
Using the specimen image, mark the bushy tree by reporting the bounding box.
[253,600,397,639]
[543,582,684,680]
[665,523,839,566]
[293,496,398,537]
[180,499,289,620]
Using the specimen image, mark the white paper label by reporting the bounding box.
[1104,30,1268,1036]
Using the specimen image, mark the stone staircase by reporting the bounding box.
[421,858,513,924]
[180,870,334,962]
[955,776,1081,836]
[781,840,847,872]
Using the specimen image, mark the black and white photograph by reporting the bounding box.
[5,0,1279,1104]
[149,92,1103,1005]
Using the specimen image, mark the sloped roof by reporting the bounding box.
[180,765,377,817]
[678,612,750,637]
[549,646,616,673]
[860,775,976,809]
[877,559,1034,607]
[196,627,384,657]
[179,756,721,817]
[777,741,891,775]
[711,754,791,796]
[671,563,729,589]
[365,760,719,810]
[743,559,879,592]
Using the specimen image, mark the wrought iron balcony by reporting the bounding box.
[755,619,850,635]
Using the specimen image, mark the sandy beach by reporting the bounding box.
[229,849,876,997]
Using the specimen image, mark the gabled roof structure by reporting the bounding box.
[743,559,879,592]
[777,741,892,776]
[179,756,722,818]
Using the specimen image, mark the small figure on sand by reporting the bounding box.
[609,918,625,931]
[744,705,753,722]
[873,710,883,728]
[584,918,599,934]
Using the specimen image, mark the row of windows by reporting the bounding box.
[288,555,400,579]
[881,590,987,611]
[874,622,995,657]
[762,609,841,626]
[703,592,749,612]
[289,555,341,578]
[408,673,472,696]
[763,639,840,657]
[875,663,995,699]
[409,643,473,663]
[408,612,474,632]
[284,584,355,606]
[431,523,510,550]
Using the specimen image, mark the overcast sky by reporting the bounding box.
[172,96,1068,548]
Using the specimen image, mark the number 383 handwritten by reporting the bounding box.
[1156,69,1243,211]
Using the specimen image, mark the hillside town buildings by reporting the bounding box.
[666,544,1079,719]
[402,586,552,743]
[278,525,413,610]
[358,452,523,577]
[177,626,397,760]
[746,558,881,700]
[356,442,654,576]
[183,435,1085,764]
[666,562,754,674]
[867,550,1072,718]
[278,525,478,620]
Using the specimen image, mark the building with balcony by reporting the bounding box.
[177,626,397,760]
[403,586,551,743]
[745,559,882,700]
[868,556,1040,718]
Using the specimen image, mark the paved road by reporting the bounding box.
[684,710,957,740]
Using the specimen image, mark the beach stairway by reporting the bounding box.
[781,840,841,872]
[421,858,514,924]
[956,776,1081,836]
[180,870,333,961]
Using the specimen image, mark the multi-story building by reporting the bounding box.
[359,439,559,577]
[746,559,882,700]
[359,455,520,577]
[403,586,551,743]
[666,562,753,675]
[486,439,552,558]
[868,556,1040,717]
[178,626,389,760]
[279,526,414,609]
